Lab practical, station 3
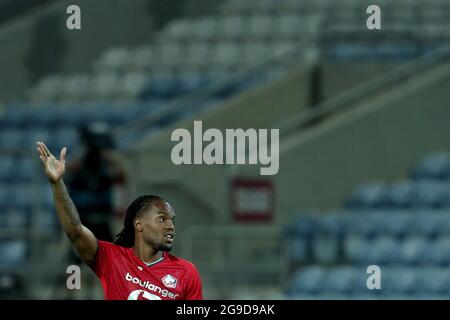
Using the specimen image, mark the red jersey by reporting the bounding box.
[92,241,203,300]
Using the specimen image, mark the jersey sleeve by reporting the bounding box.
[92,240,113,278]
[184,264,203,300]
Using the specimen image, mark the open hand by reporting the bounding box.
[36,142,67,184]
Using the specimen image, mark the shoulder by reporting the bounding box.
[165,253,200,275]
[97,240,129,254]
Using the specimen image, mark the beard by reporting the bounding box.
[157,243,173,252]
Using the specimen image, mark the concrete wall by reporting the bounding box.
[320,62,397,101]
[238,63,450,224]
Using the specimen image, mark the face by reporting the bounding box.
[135,200,176,252]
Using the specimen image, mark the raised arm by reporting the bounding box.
[36,142,98,265]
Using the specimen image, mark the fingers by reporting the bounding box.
[60,147,67,162]
[36,141,53,161]
[38,155,47,167]
[36,142,47,161]
[40,142,53,158]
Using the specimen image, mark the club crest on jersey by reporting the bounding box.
[162,274,177,289]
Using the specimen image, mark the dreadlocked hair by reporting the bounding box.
[114,195,164,247]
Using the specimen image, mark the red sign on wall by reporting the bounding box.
[231,179,274,222]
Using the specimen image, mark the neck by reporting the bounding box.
[133,240,163,264]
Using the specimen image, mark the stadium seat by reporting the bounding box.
[4,207,31,230]
[0,129,23,149]
[216,16,246,40]
[87,72,119,101]
[413,181,449,209]
[0,157,14,182]
[400,236,429,265]
[423,236,450,265]
[381,211,412,238]
[157,42,183,68]
[189,17,217,40]
[210,42,240,68]
[382,268,417,295]
[412,152,450,180]
[1,105,31,127]
[385,181,416,208]
[95,47,130,72]
[127,46,154,71]
[322,266,358,295]
[345,182,388,209]
[288,266,326,295]
[0,186,9,211]
[47,126,79,150]
[247,14,273,38]
[311,233,339,264]
[365,235,399,265]
[28,75,63,102]
[16,157,36,182]
[162,19,192,41]
[343,233,367,263]
[415,268,450,295]
[0,241,27,266]
[59,74,91,102]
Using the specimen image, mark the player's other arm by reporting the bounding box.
[36,142,98,265]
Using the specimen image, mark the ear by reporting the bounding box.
[135,218,143,232]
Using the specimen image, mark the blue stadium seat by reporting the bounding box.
[323,267,358,295]
[385,181,416,208]
[34,209,58,231]
[311,234,339,264]
[177,73,205,95]
[412,152,450,180]
[4,207,31,229]
[51,127,79,150]
[415,268,450,295]
[343,234,367,264]
[410,210,445,238]
[400,236,429,265]
[16,157,36,182]
[382,211,412,238]
[9,183,32,211]
[0,186,9,211]
[413,182,449,209]
[366,235,399,265]
[288,266,326,296]
[382,268,417,295]
[0,129,23,149]
[1,105,31,127]
[340,212,385,238]
[0,241,27,266]
[345,182,388,209]
[423,237,450,266]
[27,127,51,146]
[0,157,14,182]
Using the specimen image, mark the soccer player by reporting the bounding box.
[36,141,203,300]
